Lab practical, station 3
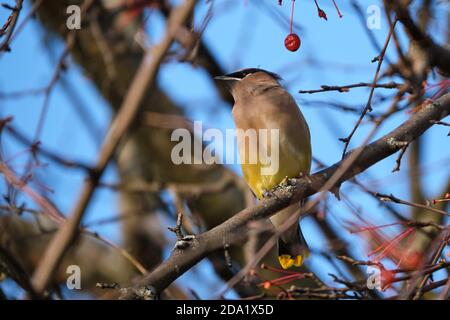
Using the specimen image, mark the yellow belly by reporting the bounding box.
[241,149,310,199]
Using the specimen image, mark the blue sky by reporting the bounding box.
[0,0,448,299]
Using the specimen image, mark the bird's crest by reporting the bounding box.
[222,68,282,81]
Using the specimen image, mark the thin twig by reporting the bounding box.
[392,142,410,172]
[0,0,23,52]
[413,231,450,300]
[375,193,450,217]
[339,19,398,159]
[168,212,185,240]
[299,81,405,94]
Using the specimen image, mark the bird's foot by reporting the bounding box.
[263,177,298,199]
[280,176,290,187]
[262,189,276,199]
[280,176,299,187]
[276,176,299,192]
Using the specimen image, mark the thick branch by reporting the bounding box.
[123,93,450,299]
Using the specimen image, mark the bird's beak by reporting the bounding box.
[214,75,241,82]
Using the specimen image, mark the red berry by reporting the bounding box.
[284,33,301,52]
[380,269,395,290]
[318,8,328,20]
[263,281,271,289]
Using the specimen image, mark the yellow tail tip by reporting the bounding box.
[278,254,304,269]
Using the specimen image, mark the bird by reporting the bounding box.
[215,68,312,269]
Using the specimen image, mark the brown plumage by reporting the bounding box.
[215,68,311,269]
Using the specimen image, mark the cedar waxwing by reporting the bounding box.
[215,68,312,269]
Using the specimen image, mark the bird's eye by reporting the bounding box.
[234,71,250,79]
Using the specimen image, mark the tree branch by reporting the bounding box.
[386,0,450,75]
[298,81,406,94]
[0,0,23,52]
[122,93,450,299]
[31,0,198,296]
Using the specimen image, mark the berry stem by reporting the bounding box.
[290,0,295,34]
[369,228,414,260]
[260,273,304,287]
[314,0,327,20]
[350,222,401,234]
[261,264,298,275]
[332,0,343,18]
[314,0,319,9]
